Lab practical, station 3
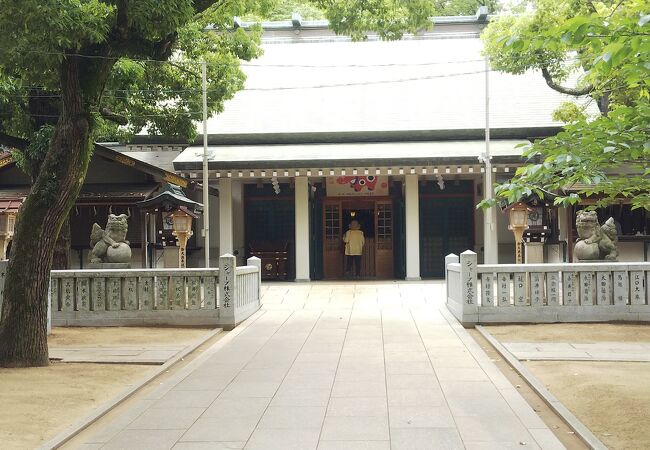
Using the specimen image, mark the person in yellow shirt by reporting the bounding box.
[343,220,365,278]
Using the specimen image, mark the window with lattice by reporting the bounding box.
[376,203,393,250]
[325,205,340,250]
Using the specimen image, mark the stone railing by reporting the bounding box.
[446,251,650,326]
[0,255,261,329]
[219,254,262,328]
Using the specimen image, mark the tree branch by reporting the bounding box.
[607,0,625,18]
[170,62,201,79]
[541,67,594,96]
[193,0,226,15]
[116,0,128,39]
[100,107,128,125]
[585,1,598,14]
[0,132,29,151]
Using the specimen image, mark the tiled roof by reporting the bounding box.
[0,198,23,214]
[120,151,180,174]
[98,143,183,176]
[205,36,595,136]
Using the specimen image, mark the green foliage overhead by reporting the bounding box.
[482,0,588,81]
[245,0,327,20]
[480,0,650,211]
[314,0,436,40]
[432,0,501,16]
[0,0,443,152]
[0,1,272,148]
[247,0,500,22]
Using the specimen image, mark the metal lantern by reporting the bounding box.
[171,210,193,234]
[170,209,195,268]
[508,202,529,229]
[507,202,531,264]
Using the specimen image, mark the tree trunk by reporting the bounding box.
[0,57,93,367]
[597,92,610,116]
[52,217,71,270]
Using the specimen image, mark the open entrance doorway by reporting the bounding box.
[323,198,394,279]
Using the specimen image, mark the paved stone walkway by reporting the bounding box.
[504,341,650,362]
[75,282,564,450]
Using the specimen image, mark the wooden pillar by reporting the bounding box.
[219,178,233,255]
[567,206,575,262]
[140,211,148,268]
[405,174,421,280]
[295,176,310,281]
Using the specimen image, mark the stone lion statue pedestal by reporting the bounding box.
[88,213,132,269]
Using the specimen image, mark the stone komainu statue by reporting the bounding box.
[89,213,132,264]
[574,210,619,261]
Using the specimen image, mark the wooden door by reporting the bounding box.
[375,200,394,279]
[323,201,343,279]
[420,195,474,277]
[393,197,406,279]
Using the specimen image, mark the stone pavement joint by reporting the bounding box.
[504,342,650,362]
[476,326,607,450]
[74,282,565,450]
[50,345,188,364]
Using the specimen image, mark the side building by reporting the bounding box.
[0,144,210,268]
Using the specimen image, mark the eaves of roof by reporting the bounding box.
[131,127,562,147]
[96,144,219,197]
[0,151,15,171]
[173,139,530,172]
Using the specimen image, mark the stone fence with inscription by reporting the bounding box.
[446,250,650,327]
[0,255,261,329]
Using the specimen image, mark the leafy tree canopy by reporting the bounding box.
[0,0,437,152]
[432,0,501,16]
[480,0,650,210]
[245,0,501,26]
[0,1,274,149]
[244,0,327,20]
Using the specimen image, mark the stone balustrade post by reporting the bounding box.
[460,250,478,326]
[247,256,262,303]
[219,253,237,328]
[445,253,458,305]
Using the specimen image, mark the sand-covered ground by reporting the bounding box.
[484,322,650,343]
[485,323,650,450]
[0,327,214,449]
